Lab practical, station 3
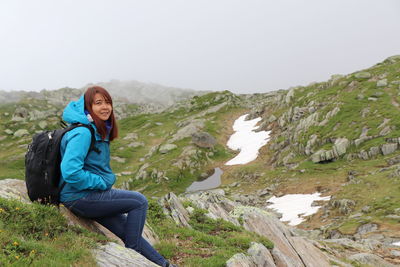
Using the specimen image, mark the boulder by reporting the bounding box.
[170,119,205,142]
[160,192,191,228]
[381,143,398,156]
[4,129,13,135]
[191,132,217,148]
[123,132,138,140]
[94,242,159,267]
[333,138,349,156]
[377,79,388,87]
[38,121,48,129]
[357,223,378,235]
[226,242,276,267]
[354,72,372,79]
[14,129,29,138]
[11,107,29,121]
[159,144,178,154]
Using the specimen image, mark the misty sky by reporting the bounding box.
[1,1,399,94]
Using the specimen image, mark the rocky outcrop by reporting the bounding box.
[162,190,334,266]
[311,138,349,163]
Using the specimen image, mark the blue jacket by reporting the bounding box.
[59,95,115,202]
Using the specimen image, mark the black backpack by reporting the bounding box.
[25,122,99,205]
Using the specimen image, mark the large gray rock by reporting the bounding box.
[354,72,372,79]
[381,143,398,156]
[0,179,31,203]
[377,79,388,87]
[191,131,216,148]
[160,192,191,228]
[93,242,159,267]
[14,129,30,138]
[159,144,178,154]
[170,119,205,142]
[226,242,276,267]
[11,107,29,121]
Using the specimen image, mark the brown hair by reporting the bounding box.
[84,86,118,141]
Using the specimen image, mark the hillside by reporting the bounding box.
[1,56,400,265]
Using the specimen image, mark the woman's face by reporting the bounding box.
[92,93,112,121]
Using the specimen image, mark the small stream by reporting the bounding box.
[186,168,223,192]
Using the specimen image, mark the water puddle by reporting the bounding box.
[186,168,223,192]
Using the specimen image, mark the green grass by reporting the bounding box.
[0,198,107,266]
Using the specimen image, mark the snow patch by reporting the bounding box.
[393,241,400,246]
[225,114,270,165]
[267,193,331,226]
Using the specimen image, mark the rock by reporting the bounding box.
[93,242,159,267]
[127,141,145,148]
[29,110,47,121]
[4,129,13,135]
[111,156,126,163]
[171,119,205,142]
[159,144,178,154]
[386,155,400,166]
[160,192,191,228]
[330,199,355,215]
[0,179,31,203]
[385,215,400,220]
[381,143,398,156]
[368,97,378,101]
[361,206,371,213]
[380,126,392,136]
[354,72,372,79]
[319,106,340,126]
[123,132,138,140]
[38,121,48,129]
[377,79,388,87]
[226,242,276,267]
[348,253,396,267]
[13,129,29,138]
[368,146,380,158]
[333,138,349,156]
[285,88,295,104]
[11,107,29,121]
[357,223,378,235]
[295,113,319,133]
[226,253,255,267]
[191,131,217,148]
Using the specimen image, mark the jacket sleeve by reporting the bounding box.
[60,127,107,191]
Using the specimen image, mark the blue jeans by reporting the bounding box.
[63,189,167,266]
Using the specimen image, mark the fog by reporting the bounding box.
[0,0,399,93]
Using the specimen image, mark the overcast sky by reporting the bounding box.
[0,1,399,94]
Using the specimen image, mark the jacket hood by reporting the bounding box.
[62,95,90,125]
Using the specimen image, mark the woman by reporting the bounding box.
[60,86,177,267]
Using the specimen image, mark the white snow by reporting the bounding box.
[267,193,331,226]
[225,114,270,165]
[393,242,400,246]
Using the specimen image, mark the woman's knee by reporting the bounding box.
[133,192,148,208]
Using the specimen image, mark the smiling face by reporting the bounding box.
[91,93,112,121]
